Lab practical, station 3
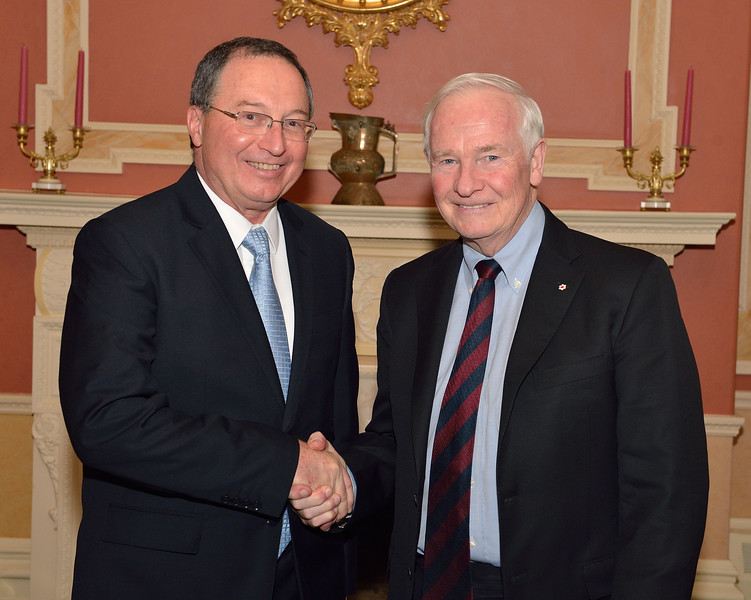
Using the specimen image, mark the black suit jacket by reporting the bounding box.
[59,166,359,600]
[345,204,708,600]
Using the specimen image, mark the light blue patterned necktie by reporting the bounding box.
[242,227,292,556]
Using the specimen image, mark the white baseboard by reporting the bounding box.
[0,525,746,598]
[0,537,30,599]
[693,558,744,599]
[730,519,751,600]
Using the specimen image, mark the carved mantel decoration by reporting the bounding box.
[275,0,450,108]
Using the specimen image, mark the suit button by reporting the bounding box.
[413,494,419,507]
[407,567,413,579]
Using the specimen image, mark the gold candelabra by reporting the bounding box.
[617,145,694,211]
[14,124,87,193]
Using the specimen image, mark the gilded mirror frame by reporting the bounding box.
[275,0,450,108]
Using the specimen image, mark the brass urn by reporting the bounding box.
[329,113,398,205]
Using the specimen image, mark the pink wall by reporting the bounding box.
[0,228,35,392]
[1,0,749,414]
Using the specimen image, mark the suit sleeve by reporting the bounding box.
[342,270,398,521]
[59,216,299,518]
[611,256,709,598]
[331,240,360,451]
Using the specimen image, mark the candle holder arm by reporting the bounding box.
[55,127,86,169]
[617,145,694,210]
[14,124,40,167]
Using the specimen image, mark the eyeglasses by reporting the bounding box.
[209,106,317,142]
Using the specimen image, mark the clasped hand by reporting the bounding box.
[289,432,353,531]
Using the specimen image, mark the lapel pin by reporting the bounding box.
[558,283,567,291]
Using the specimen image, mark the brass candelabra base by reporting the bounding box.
[14,124,87,193]
[618,145,694,211]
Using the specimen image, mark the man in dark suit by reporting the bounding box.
[59,37,358,600]
[293,73,709,599]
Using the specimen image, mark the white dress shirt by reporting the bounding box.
[197,172,295,351]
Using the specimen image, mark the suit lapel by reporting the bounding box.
[499,207,583,442]
[411,240,464,475]
[179,167,286,410]
[276,201,313,430]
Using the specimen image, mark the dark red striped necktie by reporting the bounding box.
[423,258,502,600]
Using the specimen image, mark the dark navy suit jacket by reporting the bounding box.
[60,166,359,600]
[345,204,708,600]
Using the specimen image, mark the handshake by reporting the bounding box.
[289,432,353,532]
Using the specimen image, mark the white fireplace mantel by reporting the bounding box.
[0,188,735,600]
[0,188,736,261]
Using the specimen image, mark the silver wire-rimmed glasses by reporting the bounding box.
[209,106,317,142]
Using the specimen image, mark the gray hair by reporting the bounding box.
[421,73,544,158]
[190,37,314,118]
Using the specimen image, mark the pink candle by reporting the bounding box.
[624,69,632,147]
[18,45,28,125]
[74,50,85,129]
[681,68,694,147]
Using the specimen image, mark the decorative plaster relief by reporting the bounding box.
[31,413,60,529]
[352,239,446,353]
[32,318,63,415]
[35,248,73,317]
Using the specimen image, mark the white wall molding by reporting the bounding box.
[0,395,32,416]
[693,559,744,599]
[736,390,751,411]
[737,361,751,376]
[729,519,751,600]
[705,414,745,438]
[0,537,30,600]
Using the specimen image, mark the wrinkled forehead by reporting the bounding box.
[433,87,522,128]
[430,90,524,149]
[214,55,310,116]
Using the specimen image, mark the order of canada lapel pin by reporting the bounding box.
[558,283,567,291]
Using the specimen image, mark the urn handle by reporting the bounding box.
[376,124,398,181]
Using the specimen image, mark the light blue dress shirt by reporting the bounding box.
[197,172,295,350]
[418,201,544,566]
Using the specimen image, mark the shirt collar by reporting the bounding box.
[461,200,544,294]
[197,171,282,254]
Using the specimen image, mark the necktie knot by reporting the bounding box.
[475,258,501,281]
[242,227,270,259]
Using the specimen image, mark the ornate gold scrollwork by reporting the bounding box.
[275,0,450,109]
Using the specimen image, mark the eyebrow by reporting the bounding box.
[430,144,508,161]
[430,150,453,161]
[236,100,310,118]
[476,144,507,154]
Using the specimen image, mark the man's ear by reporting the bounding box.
[187,106,203,148]
[529,138,547,187]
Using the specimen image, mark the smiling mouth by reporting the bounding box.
[458,203,489,209]
[248,161,280,171]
